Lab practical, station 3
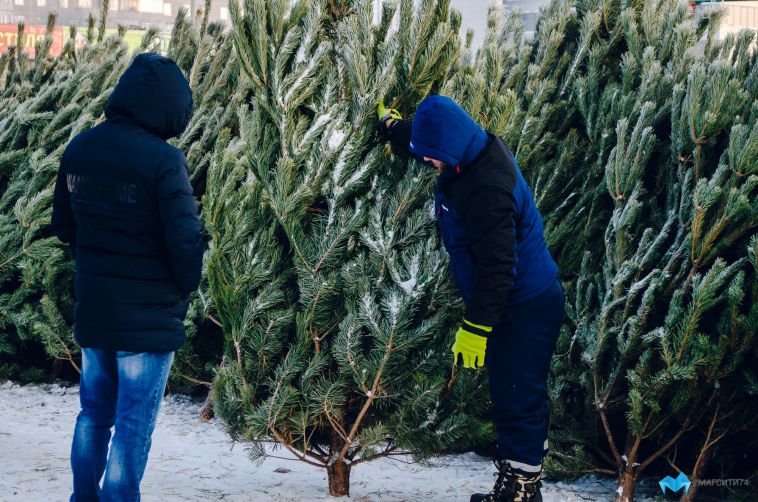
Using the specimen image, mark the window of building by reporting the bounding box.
[59,0,68,7]
[37,0,46,6]
[78,0,91,7]
[219,5,228,20]
[163,1,171,15]
[138,0,163,14]
[13,0,23,6]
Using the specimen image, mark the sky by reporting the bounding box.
[452,0,553,47]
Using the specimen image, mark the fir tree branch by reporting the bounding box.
[346,445,361,461]
[59,355,80,374]
[307,283,329,352]
[324,402,350,446]
[337,325,396,463]
[638,418,691,472]
[568,437,617,468]
[597,399,622,469]
[301,425,321,463]
[0,252,22,271]
[313,443,328,458]
[176,372,212,387]
[268,424,326,468]
[232,336,248,391]
[205,313,222,328]
[550,449,617,476]
[684,404,727,502]
[313,226,349,274]
[348,445,402,467]
[282,221,312,273]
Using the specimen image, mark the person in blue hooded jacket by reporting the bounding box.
[51,53,204,501]
[378,96,565,502]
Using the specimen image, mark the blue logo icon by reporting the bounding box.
[659,472,691,494]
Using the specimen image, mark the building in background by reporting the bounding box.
[2,0,757,58]
[368,0,550,48]
[445,0,758,48]
[693,1,758,40]
[454,0,758,48]
[0,0,229,32]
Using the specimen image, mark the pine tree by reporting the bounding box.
[533,2,758,500]
[443,1,756,499]
[1,0,756,498]
[210,0,491,495]
[164,8,239,396]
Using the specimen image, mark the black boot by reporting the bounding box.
[470,460,543,502]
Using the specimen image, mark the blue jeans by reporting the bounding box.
[485,279,565,472]
[70,348,174,502]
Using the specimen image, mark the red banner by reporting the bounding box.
[0,25,65,57]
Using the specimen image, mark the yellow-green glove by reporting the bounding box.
[377,99,402,122]
[452,320,492,369]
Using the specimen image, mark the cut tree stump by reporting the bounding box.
[199,390,214,421]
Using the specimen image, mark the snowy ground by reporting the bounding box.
[0,381,654,501]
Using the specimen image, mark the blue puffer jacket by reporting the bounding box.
[401,95,558,327]
[51,53,204,352]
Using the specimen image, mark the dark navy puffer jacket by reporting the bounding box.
[51,53,204,353]
[388,95,558,327]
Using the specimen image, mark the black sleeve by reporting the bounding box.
[51,155,77,246]
[385,119,412,148]
[156,149,205,297]
[460,185,517,327]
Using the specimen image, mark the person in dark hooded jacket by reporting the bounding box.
[51,53,204,501]
[378,96,565,502]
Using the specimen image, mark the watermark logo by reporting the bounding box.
[698,478,750,488]
[659,473,750,494]
[659,472,691,494]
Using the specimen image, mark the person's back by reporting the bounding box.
[498,146,556,304]
[405,95,558,311]
[52,53,204,502]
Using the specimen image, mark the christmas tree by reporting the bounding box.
[0,0,755,499]
[430,0,757,498]
[209,0,491,495]
[522,2,758,500]
[162,4,238,403]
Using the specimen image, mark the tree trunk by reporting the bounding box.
[199,390,214,421]
[327,459,351,497]
[50,359,64,380]
[327,419,351,496]
[681,445,712,502]
[682,406,720,502]
[615,470,637,502]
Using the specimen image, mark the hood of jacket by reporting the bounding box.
[409,95,488,170]
[105,53,193,140]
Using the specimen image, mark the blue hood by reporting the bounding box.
[409,95,488,169]
[105,53,192,140]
